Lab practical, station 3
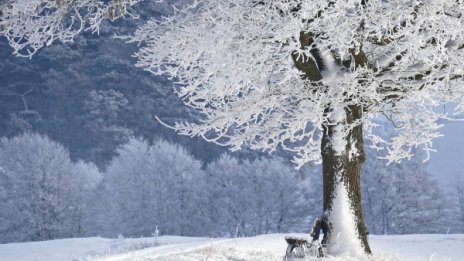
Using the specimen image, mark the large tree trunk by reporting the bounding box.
[321,105,371,255]
[291,29,371,256]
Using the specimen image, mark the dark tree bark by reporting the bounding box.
[321,105,371,254]
[292,29,371,254]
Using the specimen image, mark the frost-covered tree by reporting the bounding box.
[0,133,98,242]
[103,137,203,237]
[204,154,310,237]
[71,160,102,236]
[3,0,464,256]
[246,158,306,234]
[362,150,448,235]
[127,1,464,255]
[202,155,243,236]
[457,177,464,230]
[450,175,464,232]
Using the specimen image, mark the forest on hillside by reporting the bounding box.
[0,1,228,166]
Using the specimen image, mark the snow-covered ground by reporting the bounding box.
[0,234,463,261]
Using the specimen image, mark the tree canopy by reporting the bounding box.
[3,0,463,165]
[125,0,464,166]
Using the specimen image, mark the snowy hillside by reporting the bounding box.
[1,234,463,261]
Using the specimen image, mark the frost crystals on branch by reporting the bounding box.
[0,0,144,57]
[129,0,464,166]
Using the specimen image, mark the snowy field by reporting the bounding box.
[0,234,463,261]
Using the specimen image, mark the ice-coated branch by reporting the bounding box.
[127,0,464,166]
[0,0,144,57]
[3,0,464,166]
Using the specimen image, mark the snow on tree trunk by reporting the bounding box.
[322,105,371,255]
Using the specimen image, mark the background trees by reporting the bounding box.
[0,133,100,243]
[101,137,204,237]
[203,155,312,237]
[362,149,449,235]
[0,131,456,243]
[96,138,311,238]
[456,177,464,231]
[447,176,464,233]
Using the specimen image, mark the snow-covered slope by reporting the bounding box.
[0,234,463,261]
[0,236,213,261]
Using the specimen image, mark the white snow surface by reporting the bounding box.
[1,234,463,261]
[327,181,364,257]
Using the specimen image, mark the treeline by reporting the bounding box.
[89,138,320,238]
[1,133,463,243]
[0,133,318,243]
